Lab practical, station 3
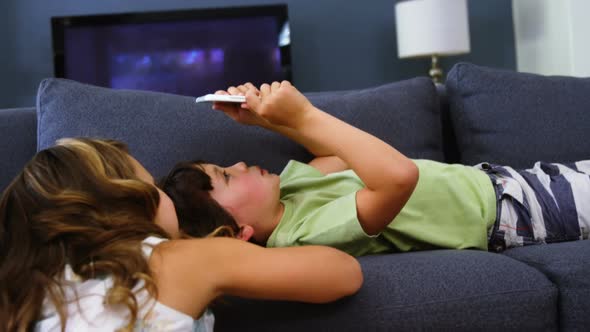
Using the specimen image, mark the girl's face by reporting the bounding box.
[201,161,281,228]
[129,156,180,238]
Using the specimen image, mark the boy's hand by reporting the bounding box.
[212,83,269,127]
[246,81,315,130]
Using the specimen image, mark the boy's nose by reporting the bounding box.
[231,161,248,171]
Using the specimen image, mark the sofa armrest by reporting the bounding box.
[0,107,37,192]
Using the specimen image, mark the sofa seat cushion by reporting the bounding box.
[214,250,557,331]
[503,240,590,331]
[36,78,443,179]
[446,62,590,168]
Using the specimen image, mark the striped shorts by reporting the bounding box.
[476,161,590,252]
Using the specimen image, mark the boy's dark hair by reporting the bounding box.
[159,160,240,238]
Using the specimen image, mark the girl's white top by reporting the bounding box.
[35,236,214,332]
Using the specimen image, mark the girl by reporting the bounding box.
[161,81,590,256]
[0,138,362,331]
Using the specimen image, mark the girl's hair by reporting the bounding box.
[159,161,240,238]
[0,138,170,332]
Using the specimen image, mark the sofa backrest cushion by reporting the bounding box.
[36,78,443,179]
[446,62,590,168]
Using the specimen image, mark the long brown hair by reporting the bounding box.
[0,138,169,332]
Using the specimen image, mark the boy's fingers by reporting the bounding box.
[244,83,260,96]
[245,89,261,110]
[260,84,271,98]
[271,81,281,92]
[280,80,292,87]
[212,102,230,111]
[212,102,229,111]
[228,86,241,95]
[215,90,229,95]
[244,82,258,92]
[237,85,249,94]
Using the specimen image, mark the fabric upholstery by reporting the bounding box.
[503,240,590,331]
[0,107,37,192]
[446,62,590,168]
[215,250,557,331]
[36,78,443,179]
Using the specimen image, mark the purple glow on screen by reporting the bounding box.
[63,16,287,96]
[210,49,224,63]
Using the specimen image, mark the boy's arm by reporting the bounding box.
[261,125,350,174]
[246,81,419,235]
[212,83,348,174]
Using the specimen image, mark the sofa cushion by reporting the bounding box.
[214,250,557,331]
[503,240,590,331]
[36,78,443,179]
[446,62,590,168]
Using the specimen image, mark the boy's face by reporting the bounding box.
[201,162,281,229]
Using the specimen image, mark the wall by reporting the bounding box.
[1,0,515,108]
[513,0,590,76]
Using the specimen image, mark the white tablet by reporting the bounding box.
[195,94,246,103]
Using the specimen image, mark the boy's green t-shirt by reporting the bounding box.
[266,160,497,256]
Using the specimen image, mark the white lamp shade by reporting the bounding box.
[395,0,471,58]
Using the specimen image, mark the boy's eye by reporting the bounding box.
[223,170,231,182]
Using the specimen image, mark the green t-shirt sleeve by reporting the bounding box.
[271,160,380,256]
[274,192,378,256]
[280,160,323,180]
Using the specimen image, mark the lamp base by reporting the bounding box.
[429,54,443,84]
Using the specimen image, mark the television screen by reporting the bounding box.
[51,5,291,97]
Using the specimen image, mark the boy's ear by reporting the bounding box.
[237,225,254,241]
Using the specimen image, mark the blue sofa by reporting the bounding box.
[1,63,589,331]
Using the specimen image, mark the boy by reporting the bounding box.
[161,81,590,256]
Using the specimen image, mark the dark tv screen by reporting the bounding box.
[51,5,291,97]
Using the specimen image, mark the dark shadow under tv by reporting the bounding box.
[51,4,292,97]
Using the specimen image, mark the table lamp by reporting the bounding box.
[395,0,471,83]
